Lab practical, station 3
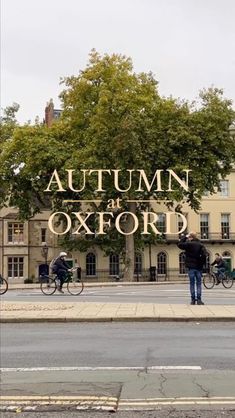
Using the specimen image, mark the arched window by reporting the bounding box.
[86,252,96,276]
[157,252,167,275]
[179,252,186,274]
[222,251,231,257]
[109,253,119,276]
[134,253,142,274]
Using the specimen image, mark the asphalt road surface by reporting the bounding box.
[1,322,235,416]
[2,283,235,304]
[1,322,235,369]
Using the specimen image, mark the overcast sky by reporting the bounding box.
[1,0,235,123]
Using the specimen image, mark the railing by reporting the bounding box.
[200,232,235,242]
[80,268,189,282]
[161,233,235,243]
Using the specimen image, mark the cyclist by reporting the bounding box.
[211,253,227,285]
[51,252,72,293]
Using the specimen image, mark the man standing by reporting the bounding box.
[177,232,207,305]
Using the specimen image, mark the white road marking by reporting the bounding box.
[0,365,202,372]
[148,366,202,370]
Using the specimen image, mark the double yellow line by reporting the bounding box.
[119,396,235,408]
[0,395,118,411]
[2,395,235,411]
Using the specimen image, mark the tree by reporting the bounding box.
[0,103,20,199]
[0,102,19,146]
[0,52,235,281]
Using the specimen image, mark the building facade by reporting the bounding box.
[0,171,235,282]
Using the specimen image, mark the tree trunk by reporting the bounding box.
[123,201,136,282]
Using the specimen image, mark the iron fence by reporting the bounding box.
[80,268,189,282]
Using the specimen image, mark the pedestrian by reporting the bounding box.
[211,253,227,285]
[177,232,207,305]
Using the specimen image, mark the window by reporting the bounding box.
[134,253,142,275]
[157,213,166,234]
[200,214,209,239]
[157,252,167,275]
[53,109,61,119]
[41,228,46,243]
[219,180,229,197]
[221,214,230,239]
[8,223,24,243]
[8,257,24,279]
[109,253,119,276]
[179,252,186,274]
[86,253,96,276]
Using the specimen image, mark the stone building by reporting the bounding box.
[1,170,235,282]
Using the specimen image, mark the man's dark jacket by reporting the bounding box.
[211,258,226,269]
[54,257,70,272]
[177,236,207,270]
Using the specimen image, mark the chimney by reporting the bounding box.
[45,99,54,127]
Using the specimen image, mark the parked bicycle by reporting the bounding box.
[0,274,8,295]
[203,267,234,289]
[40,268,84,296]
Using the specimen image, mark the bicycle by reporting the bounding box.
[203,267,234,289]
[40,268,84,296]
[0,274,8,295]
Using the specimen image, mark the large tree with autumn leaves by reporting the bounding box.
[0,51,235,280]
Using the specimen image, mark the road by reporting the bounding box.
[1,322,235,369]
[1,322,235,417]
[2,283,235,304]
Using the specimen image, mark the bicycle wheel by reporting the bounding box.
[222,274,234,289]
[40,277,56,295]
[67,278,84,296]
[203,273,215,289]
[0,278,8,295]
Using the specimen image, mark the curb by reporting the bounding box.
[1,316,235,323]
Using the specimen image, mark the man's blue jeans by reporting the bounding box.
[188,268,202,301]
[216,267,226,281]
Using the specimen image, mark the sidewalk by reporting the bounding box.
[1,301,235,322]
